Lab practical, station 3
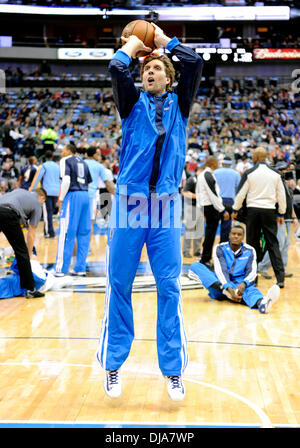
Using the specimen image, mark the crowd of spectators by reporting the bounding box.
[0,77,299,214]
[186,77,300,182]
[0,86,121,193]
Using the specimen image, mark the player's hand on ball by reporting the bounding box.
[121,35,152,58]
[151,22,171,48]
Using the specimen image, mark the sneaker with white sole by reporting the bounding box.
[259,284,280,314]
[165,376,185,402]
[104,369,122,398]
[187,269,203,286]
[69,269,86,277]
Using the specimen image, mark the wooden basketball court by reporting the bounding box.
[0,220,299,429]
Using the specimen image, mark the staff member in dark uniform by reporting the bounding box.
[0,187,47,298]
[232,147,286,288]
[258,162,298,279]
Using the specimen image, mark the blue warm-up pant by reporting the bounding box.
[55,190,91,274]
[97,193,188,377]
[0,258,46,299]
[189,261,263,308]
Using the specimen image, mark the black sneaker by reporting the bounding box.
[26,289,45,299]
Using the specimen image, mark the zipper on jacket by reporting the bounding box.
[149,94,168,193]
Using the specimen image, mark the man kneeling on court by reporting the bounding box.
[188,225,280,314]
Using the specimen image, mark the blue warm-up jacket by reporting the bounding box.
[213,241,258,289]
[108,37,203,197]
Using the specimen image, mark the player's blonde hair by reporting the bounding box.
[140,54,175,92]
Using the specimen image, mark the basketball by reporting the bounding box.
[121,20,155,57]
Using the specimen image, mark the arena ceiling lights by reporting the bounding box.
[196,47,253,63]
[0,4,290,21]
[0,5,101,15]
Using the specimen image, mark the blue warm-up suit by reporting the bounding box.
[189,241,264,309]
[97,37,203,376]
[55,155,92,275]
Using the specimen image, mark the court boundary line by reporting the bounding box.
[0,336,299,351]
[0,360,273,428]
[0,420,299,428]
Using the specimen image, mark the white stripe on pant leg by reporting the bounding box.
[43,202,49,235]
[56,201,70,273]
[97,245,111,369]
[177,277,188,375]
[56,204,68,272]
[178,254,188,374]
[55,218,66,273]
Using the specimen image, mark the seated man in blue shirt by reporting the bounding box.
[188,225,280,314]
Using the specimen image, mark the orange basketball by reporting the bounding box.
[121,20,155,57]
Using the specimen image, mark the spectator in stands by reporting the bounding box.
[0,147,15,164]
[40,60,51,76]
[39,123,58,159]
[0,157,19,191]
[20,130,37,158]
[99,141,111,157]
[2,119,23,153]
[235,154,252,176]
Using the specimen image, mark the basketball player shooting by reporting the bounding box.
[97,22,203,402]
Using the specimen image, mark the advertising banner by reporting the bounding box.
[57,48,114,60]
[254,49,300,60]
